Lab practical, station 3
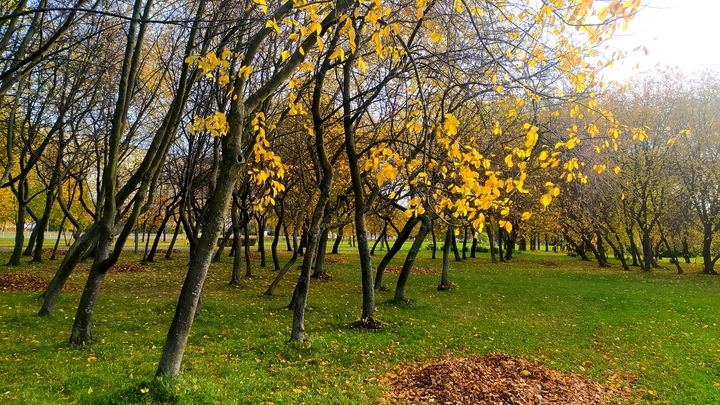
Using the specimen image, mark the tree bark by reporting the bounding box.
[439,225,453,289]
[393,216,430,302]
[374,216,420,291]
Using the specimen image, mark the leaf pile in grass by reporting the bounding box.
[0,273,63,292]
[384,353,631,405]
[324,256,349,264]
[385,265,440,274]
[154,248,182,254]
[40,248,67,255]
[109,263,147,273]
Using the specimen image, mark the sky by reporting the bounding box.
[599,0,720,81]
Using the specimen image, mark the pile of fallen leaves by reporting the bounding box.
[324,256,348,264]
[0,273,54,291]
[385,266,440,274]
[40,248,67,255]
[384,353,629,405]
[109,263,147,273]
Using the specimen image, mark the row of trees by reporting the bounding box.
[2,0,694,381]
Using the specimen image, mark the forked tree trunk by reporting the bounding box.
[393,216,430,302]
[374,216,420,291]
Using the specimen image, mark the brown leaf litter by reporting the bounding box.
[385,266,440,274]
[0,273,70,292]
[384,353,635,404]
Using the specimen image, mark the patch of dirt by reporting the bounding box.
[324,257,348,264]
[0,273,67,292]
[109,263,147,273]
[385,266,440,274]
[384,353,633,405]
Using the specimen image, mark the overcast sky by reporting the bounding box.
[599,0,720,81]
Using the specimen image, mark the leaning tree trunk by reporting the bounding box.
[393,216,431,302]
[312,229,329,278]
[374,216,420,291]
[38,226,98,317]
[331,225,343,254]
[165,221,181,259]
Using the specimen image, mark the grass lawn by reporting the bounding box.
[1,249,719,404]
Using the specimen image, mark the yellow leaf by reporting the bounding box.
[88,387,94,394]
[140,388,150,394]
[265,19,280,34]
[613,166,621,174]
[667,136,678,146]
[238,65,253,78]
[443,113,460,136]
[429,31,442,43]
[293,388,303,394]
[328,48,344,60]
[504,154,514,168]
[540,194,552,207]
[521,212,532,221]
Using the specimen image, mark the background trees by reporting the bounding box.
[15,0,720,386]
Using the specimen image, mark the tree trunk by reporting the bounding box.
[342,47,374,321]
[504,229,515,261]
[393,216,430,302]
[243,212,251,277]
[212,225,232,262]
[271,205,283,271]
[641,230,652,272]
[146,203,175,262]
[331,225,343,254]
[701,221,716,274]
[265,204,307,296]
[488,221,497,263]
[50,217,66,260]
[470,228,477,258]
[370,221,387,256]
[312,229,329,278]
[38,226,98,316]
[257,214,266,267]
[451,229,461,261]
[439,225,453,289]
[229,202,242,285]
[430,220,437,259]
[8,191,26,266]
[682,239,691,264]
[165,221,181,259]
[461,226,468,260]
[374,216,420,291]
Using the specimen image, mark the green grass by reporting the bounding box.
[1,249,719,404]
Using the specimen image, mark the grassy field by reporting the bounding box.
[1,248,719,404]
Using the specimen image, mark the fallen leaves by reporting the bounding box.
[324,257,349,264]
[386,266,440,274]
[0,273,68,292]
[385,353,630,404]
[109,263,147,273]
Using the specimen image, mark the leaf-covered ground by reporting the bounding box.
[0,273,54,292]
[384,353,634,404]
[385,265,440,274]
